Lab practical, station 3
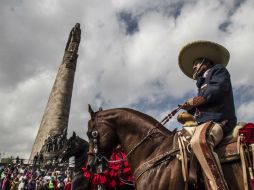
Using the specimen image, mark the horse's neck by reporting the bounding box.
[116,113,158,155]
[74,149,87,172]
[113,110,175,171]
[116,110,157,140]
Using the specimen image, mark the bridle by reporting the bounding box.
[87,106,181,164]
[86,107,181,185]
[87,122,107,173]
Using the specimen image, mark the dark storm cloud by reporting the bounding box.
[0,2,65,91]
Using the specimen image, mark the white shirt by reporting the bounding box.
[203,68,211,78]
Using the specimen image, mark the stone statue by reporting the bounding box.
[38,153,44,165]
[57,135,62,150]
[52,136,57,152]
[46,136,52,152]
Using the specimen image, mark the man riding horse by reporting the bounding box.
[178,40,237,190]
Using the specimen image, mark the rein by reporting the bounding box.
[88,106,182,181]
[86,127,160,188]
[160,106,182,125]
[118,151,135,186]
[91,126,162,165]
[121,106,181,160]
[125,127,161,159]
[89,106,182,163]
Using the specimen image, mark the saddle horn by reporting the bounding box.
[88,104,95,119]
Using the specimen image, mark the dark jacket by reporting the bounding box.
[194,64,237,136]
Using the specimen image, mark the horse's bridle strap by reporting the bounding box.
[133,148,180,181]
[87,151,95,155]
[125,127,162,158]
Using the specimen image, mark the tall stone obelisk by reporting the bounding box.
[29,23,81,161]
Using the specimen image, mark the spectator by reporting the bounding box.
[63,177,71,190]
[16,157,20,165]
[17,178,25,190]
[11,176,19,190]
[27,176,36,190]
[33,154,39,166]
[0,163,73,190]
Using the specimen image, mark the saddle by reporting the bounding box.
[179,122,254,190]
[215,132,240,163]
[177,112,243,164]
[176,112,246,189]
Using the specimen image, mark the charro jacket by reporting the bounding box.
[192,64,237,135]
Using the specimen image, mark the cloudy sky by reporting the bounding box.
[0,0,254,159]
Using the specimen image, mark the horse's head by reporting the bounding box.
[86,105,118,173]
[59,132,88,163]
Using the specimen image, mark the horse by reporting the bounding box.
[60,133,135,190]
[59,133,90,190]
[86,106,246,190]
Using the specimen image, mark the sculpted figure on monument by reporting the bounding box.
[57,135,62,150]
[65,23,81,70]
[52,136,57,152]
[46,136,52,152]
[65,23,81,54]
[59,134,64,149]
[38,153,44,164]
[61,128,68,148]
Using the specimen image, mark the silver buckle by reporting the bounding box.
[92,130,98,138]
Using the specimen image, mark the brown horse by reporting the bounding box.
[87,107,246,190]
[59,133,90,190]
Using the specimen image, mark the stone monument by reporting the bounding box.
[29,23,81,163]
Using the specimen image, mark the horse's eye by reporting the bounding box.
[92,131,98,138]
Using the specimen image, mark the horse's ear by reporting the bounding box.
[88,104,95,119]
[72,131,76,138]
[99,107,103,111]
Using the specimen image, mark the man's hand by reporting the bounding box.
[180,96,206,110]
[180,98,194,110]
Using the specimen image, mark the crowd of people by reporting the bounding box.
[0,163,73,190]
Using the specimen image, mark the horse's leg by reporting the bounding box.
[222,161,247,190]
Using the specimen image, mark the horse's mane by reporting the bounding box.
[60,136,88,163]
[115,108,175,135]
[77,136,88,143]
[74,136,89,147]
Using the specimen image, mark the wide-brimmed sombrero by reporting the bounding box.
[178,40,230,79]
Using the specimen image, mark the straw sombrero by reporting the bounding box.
[178,40,230,79]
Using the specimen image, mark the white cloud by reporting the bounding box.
[0,0,254,158]
[0,71,54,157]
[225,0,254,86]
[238,101,254,122]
